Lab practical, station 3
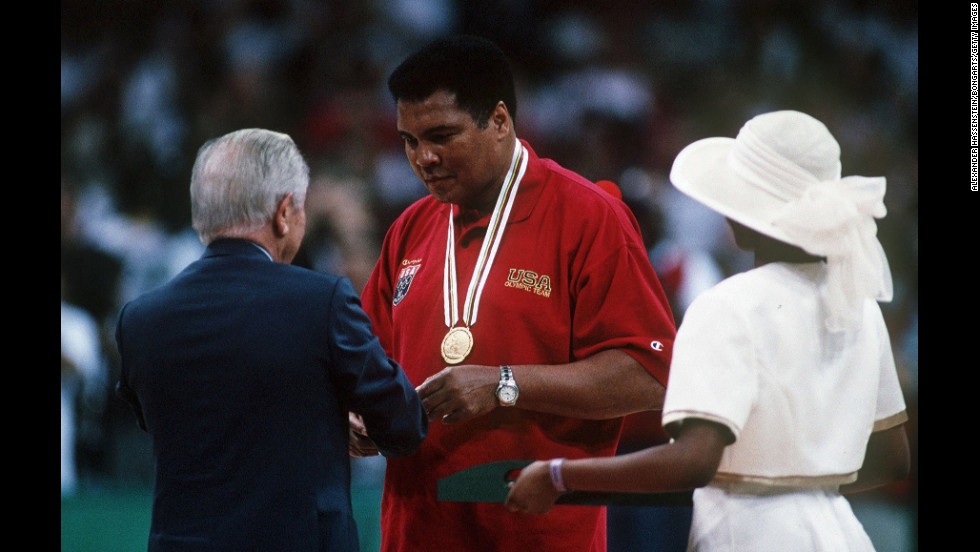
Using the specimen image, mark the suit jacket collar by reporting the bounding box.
[203,238,275,262]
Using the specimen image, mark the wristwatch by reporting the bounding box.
[495,365,520,407]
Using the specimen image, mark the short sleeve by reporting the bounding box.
[661,290,757,441]
[870,302,908,431]
[570,212,675,386]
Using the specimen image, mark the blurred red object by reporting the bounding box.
[596,179,623,200]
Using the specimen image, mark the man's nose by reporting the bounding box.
[416,145,439,168]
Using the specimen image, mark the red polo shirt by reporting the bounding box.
[361,140,676,552]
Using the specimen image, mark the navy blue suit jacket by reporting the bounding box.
[115,238,427,552]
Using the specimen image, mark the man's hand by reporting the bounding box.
[416,365,499,425]
[348,412,380,457]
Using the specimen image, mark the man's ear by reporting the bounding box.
[492,102,510,134]
[273,193,294,237]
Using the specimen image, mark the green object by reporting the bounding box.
[60,483,385,552]
[61,487,153,552]
[437,460,693,507]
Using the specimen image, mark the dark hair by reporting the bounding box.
[387,35,517,127]
[726,219,825,264]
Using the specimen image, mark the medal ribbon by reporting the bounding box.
[444,141,528,329]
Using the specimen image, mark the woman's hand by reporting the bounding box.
[504,460,562,514]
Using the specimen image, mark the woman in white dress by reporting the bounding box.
[505,110,911,552]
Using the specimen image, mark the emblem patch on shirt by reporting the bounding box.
[504,268,552,298]
[393,262,421,306]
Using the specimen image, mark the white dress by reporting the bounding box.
[662,262,907,551]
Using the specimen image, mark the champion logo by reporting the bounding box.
[650,341,664,351]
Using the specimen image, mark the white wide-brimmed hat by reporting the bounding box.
[669,110,893,331]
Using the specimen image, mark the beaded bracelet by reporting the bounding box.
[549,458,568,493]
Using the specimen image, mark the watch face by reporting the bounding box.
[499,385,518,404]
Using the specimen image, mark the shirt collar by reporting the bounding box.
[452,139,545,230]
[249,242,274,261]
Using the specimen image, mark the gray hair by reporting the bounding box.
[190,128,309,244]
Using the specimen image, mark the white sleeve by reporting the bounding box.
[662,289,757,441]
[870,302,908,430]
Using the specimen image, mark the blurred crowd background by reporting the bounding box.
[61,0,917,550]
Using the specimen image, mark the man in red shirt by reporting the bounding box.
[356,35,676,552]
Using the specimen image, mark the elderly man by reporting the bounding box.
[115,128,427,552]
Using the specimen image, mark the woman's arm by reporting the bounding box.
[505,418,731,514]
[840,424,910,495]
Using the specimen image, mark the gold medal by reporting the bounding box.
[440,143,526,365]
[441,327,474,364]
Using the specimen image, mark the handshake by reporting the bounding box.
[348,412,380,457]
